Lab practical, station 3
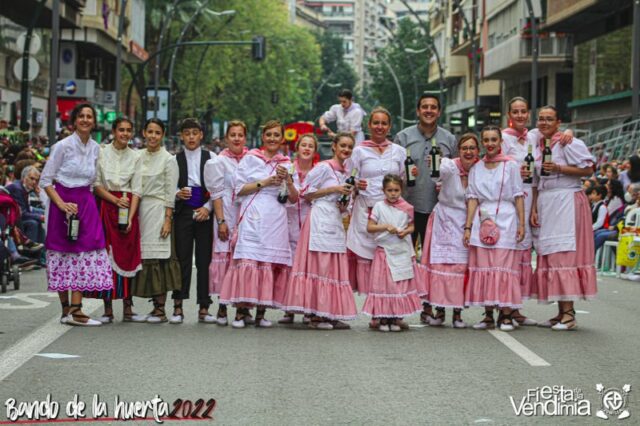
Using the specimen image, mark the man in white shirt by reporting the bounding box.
[319,89,366,144]
[172,118,215,324]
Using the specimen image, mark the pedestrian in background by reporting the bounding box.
[319,89,366,145]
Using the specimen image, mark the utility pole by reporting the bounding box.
[115,0,127,117]
[632,0,640,119]
[48,0,60,144]
[454,0,479,131]
[525,0,539,125]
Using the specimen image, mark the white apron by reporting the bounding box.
[372,202,414,282]
[346,196,377,259]
[309,199,346,253]
[430,204,468,264]
[535,187,577,256]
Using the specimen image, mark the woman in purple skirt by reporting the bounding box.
[41,103,113,326]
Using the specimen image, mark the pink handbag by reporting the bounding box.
[479,163,506,246]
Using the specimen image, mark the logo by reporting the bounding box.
[510,386,591,417]
[596,384,631,420]
[64,80,77,95]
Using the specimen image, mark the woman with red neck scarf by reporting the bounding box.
[204,120,250,326]
[463,126,526,332]
[502,97,574,327]
[530,106,597,331]
[363,174,422,331]
[346,107,408,328]
[219,120,299,329]
[279,133,318,325]
[418,133,480,329]
[281,133,358,330]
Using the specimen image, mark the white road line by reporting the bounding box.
[488,330,551,367]
[0,299,100,382]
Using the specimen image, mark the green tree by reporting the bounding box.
[367,19,436,128]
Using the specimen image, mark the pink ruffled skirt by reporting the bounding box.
[465,246,522,309]
[418,213,466,308]
[533,191,597,303]
[518,249,534,300]
[280,217,357,320]
[208,251,230,296]
[348,251,372,295]
[219,259,289,308]
[361,248,422,318]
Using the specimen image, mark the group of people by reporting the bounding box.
[42,92,597,333]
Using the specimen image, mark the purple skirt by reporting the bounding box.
[45,185,106,253]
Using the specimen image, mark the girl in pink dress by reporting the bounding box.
[347,107,407,328]
[419,133,479,328]
[204,121,249,326]
[531,106,597,331]
[463,126,526,332]
[281,133,358,330]
[363,175,422,332]
[279,133,318,325]
[219,120,299,329]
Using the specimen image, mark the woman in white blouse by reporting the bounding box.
[41,103,113,326]
[84,117,145,323]
[346,107,406,327]
[131,118,181,323]
[463,125,525,332]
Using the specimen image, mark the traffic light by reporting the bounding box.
[252,36,266,61]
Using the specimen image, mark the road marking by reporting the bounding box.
[575,310,590,314]
[488,330,550,367]
[408,324,427,328]
[0,292,58,310]
[0,299,100,382]
[35,353,80,359]
[474,419,493,424]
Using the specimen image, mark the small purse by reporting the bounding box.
[478,163,506,246]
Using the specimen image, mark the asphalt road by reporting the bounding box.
[0,268,638,425]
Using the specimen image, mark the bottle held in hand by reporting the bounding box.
[118,193,129,230]
[277,164,294,204]
[524,145,534,184]
[405,148,416,187]
[67,213,80,242]
[541,138,552,176]
[339,168,358,207]
[430,138,441,178]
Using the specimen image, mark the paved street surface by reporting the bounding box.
[0,268,638,425]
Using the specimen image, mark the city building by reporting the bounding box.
[286,0,327,32]
[0,1,85,136]
[543,0,635,131]
[59,0,148,140]
[483,0,573,125]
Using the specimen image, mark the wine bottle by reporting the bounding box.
[118,193,129,231]
[67,213,80,242]
[524,145,534,184]
[405,148,417,187]
[277,164,294,204]
[339,168,358,207]
[430,138,441,178]
[541,138,552,176]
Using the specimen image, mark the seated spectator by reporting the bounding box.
[619,155,640,193]
[582,177,597,191]
[605,164,619,181]
[6,166,45,244]
[624,183,640,215]
[597,162,609,180]
[588,186,608,232]
[605,179,626,224]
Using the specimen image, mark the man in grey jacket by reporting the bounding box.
[394,94,457,247]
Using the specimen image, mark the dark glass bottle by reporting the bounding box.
[67,213,80,242]
[118,193,129,231]
[405,148,416,187]
[339,168,358,206]
[524,145,534,184]
[541,138,552,176]
[430,138,441,178]
[277,164,293,204]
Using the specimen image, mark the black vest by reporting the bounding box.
[175,148,211,213]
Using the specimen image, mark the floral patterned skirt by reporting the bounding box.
[47,249,113,292]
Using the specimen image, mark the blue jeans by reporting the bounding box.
[594,229,617,252]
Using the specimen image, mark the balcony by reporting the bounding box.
[484,33,573,79]
[2,0,85,29]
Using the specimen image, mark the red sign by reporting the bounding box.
[129,41,149,62]
[57,98,86,122]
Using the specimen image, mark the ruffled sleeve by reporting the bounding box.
[465,163,480,200]
[234,155,256,199]
[204,157,224,201]
[561,138,594,169]
[439,157,457,181]
[508,160,524,198]
[303,162,331,195]
[40,140,64,188]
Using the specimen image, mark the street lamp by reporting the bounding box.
[364,59,404,131]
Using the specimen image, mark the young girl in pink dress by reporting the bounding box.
[463,126,526,332]
[281,133,358,330]
[279,133,318,325]
[219,120,299,329]
[204,121,249,326]
[363,174,422,332]
[531,105,597,330]
[419,133,479,329]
